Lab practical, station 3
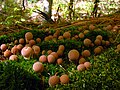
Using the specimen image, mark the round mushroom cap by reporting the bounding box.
[94,39,101,46]
[25,32,33,41]
[39,55,47,63]
[33,61,44,72]
[19,38,25,44]
[57,58,63,65]
[48,75,60,86]
[84,62,91,69]
[32,45,40,55]
[36,38,41,43]
[50,52,59,60]
[60,74,69,84]
[77,64,86,71]
[82,50,91,57]
[94,47,102,55]
[47,54,56,63]
[79,33,84,39]
[29,39,36,46]
[16,44,23,51]
[63,31,71,39]
[58,45,65,51]
[117,44,120,50]
[4,49,11,58]
[21,46,32,58]
[96,35,103,41]
[9,55,18,61]
[68,49,80,61]
[11,45,19,55]
[0,44,7,51]
[83,38,92,46]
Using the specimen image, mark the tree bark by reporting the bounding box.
[69,0,74,20]
[43,0,53,18]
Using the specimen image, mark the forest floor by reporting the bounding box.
[0,12,120,36]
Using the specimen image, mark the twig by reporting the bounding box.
[17,24,32,30]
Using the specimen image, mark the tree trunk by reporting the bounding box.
[69,0,74,20]
[43,0,53,18]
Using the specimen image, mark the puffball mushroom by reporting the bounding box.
[48,75,60,86]
[79,33,84,39]
[11,45,19,55]
[50,52,59,60]
[94,39,101,46]
[79,57,86,64]
[33,61,44,73]
[68,49,80,61]
[25,32,33,43]
[106,25,113,30]
[32,45,40,55]
[58,45,65,51]
[4,49,11,58]
[21,46,32,59]
[42,50,46,55]
[96,35,103,41]
[16,44,23,51]
[89,24,95,30]
[84,62,91,70]
[29,39,36,46]
[14,40,18,45]
[9,55,18,61]
[117,44,120,50]
[83,30,89,35]
[39,55,47,63]
[57,50,63,56]
[57,58,63,65]
[82,50,91,57]
[58,36,64,40]
[63,31,71,39]
[19,38,25,44]
[36,38,41,43]
[94,47,102,55]
[47,50,52,55]
[105,41,110,46]
[0,44,7,51]
[83,38,92,47]
[77,64,86,71]
[60,74,69,84]
[47,54,56,63]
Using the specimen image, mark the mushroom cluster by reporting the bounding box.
[39,45,65,65]
[48,73,69,87]
[0,32,43,61]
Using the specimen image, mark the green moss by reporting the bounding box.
[0,26,119,90]
[0,60,43,90]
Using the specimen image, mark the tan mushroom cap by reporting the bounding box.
[21,46,32,58]
[84,62,91,70]
[25,32,33,41]
[4,49,11,58]
[47,54,56,63]
[33,61,44,73]
[39,55,47,63]
[0,44,7,51]
[68,49,80,61]
[60,74,69,84]
[11,45,19,55]
[83,38,92,46]
[48,75,60,86]
[77,64,86,71]
[32,45,40,55]
[82,50,91,57]
[63,31,71,39]
[9,55,18,61]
